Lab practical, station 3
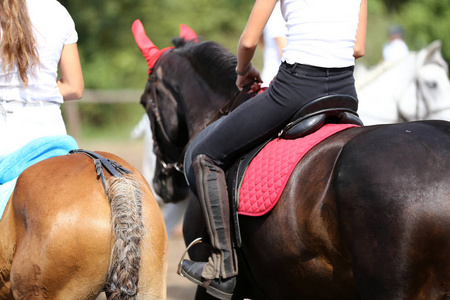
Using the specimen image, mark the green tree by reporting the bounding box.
[58,0,448,90]
[57,0,449,139]
[59,0,253,89]
[398,0,450,62]
[380,0,411,13]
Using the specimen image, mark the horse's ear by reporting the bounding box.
[417,40,448,74]
[132,19,160,67]
[180,24,198,42]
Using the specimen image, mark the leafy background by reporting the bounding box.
[57,0,450,139]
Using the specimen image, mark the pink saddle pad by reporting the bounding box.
[238,124,358,216]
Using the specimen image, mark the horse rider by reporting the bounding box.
[180,0,367,299]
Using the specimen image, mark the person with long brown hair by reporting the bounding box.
[0,0,83,158]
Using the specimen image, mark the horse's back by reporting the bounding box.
[0,152,168,299]
[335,120,450,299]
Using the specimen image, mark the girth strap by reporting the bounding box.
[69,149,133,190]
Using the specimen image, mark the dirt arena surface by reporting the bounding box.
[79,139,196,300]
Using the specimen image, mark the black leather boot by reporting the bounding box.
[181,260,236,300]
[180,154,238,300]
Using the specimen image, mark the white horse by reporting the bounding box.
[355,40,450,125]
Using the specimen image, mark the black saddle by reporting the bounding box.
[226,94,363,246]
[280,94,363,138]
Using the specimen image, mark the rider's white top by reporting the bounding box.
[261,1,286,86]
[0,0,77,104]
[0,0,77,158]
[280,0,361,68]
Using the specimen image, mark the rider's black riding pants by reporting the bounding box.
[183,61,358,282]
[186,61,357,187]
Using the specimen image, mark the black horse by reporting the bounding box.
[133,21,450,300]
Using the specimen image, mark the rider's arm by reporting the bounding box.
[57,43,84,100]
[353,0,367,59]
[236,0,278,91]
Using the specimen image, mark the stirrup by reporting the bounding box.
[177,237,203,276]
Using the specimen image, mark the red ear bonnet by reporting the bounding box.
[180,24,198,42]
[132,19,174,74]
[132,20,198,74]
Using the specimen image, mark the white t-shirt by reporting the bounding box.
[0,0,78,104]
[382,39,409,62]
[280,0,361,68]
[261,1,286,86]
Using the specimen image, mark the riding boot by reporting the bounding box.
[180,154,238,300]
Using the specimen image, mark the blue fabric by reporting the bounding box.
[0,135,78,184]
[0,135,78,219]
[0,178,17,220]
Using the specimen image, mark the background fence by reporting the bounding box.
[63,89,143,139]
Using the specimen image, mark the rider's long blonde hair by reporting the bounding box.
[0,0,39,86]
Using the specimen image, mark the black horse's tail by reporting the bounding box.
[105,175,145,299]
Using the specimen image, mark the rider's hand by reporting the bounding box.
[236,64,262,93]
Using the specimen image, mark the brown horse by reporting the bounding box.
[133,23,450,299]
[0,150,168,299]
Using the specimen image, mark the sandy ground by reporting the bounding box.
[165,236,197,300]
[79,139,197,300]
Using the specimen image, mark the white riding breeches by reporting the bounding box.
[0,101,67,159]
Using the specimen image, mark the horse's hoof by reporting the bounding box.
[180,260,236,300]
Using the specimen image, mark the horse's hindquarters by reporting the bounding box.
[236,127,365,300]
[236,122,450,299]
[7,154,112,298]
[334,121,450,299]
[4,153,168,299]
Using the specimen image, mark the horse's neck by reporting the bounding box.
[356,54,419,125]
[356,54,418,91]
[183,83,235,138]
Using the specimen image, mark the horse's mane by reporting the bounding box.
[355,54,413,90]
[171,37,238,94]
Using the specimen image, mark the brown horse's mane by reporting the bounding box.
[171,37,238,93]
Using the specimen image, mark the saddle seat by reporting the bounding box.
[280,94,363,139]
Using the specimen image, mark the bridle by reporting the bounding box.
[398,62,450,122]
[357,55,450,123]
[145,51,186,176]
[132,19,254,178]
[146,55,254,177]
[131,19,199,177]
[148,92,185,175]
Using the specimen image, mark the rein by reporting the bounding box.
[141,48,186,176]
[206,85,252,126]
[147,77,185,175]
